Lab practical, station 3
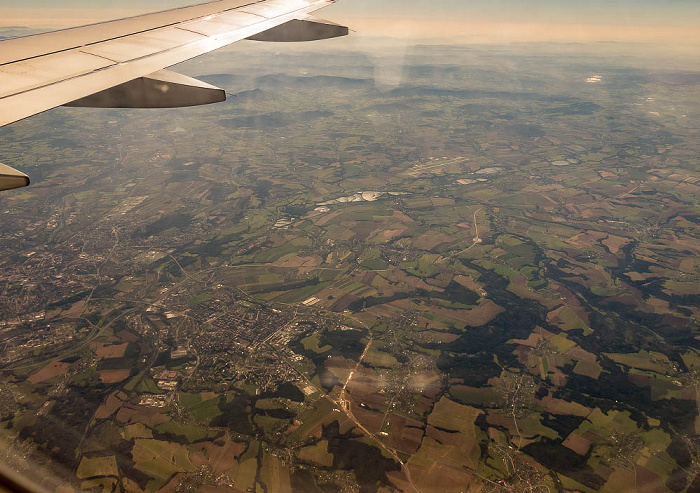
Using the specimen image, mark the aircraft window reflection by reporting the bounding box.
[0,1,699,492]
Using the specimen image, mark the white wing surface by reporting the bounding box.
[0,0,342,128]
[0,0,346,190]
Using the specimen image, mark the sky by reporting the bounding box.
[1,0,699,44]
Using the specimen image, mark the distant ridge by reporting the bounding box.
[255,74,373,89]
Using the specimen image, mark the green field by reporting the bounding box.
[132,439,195,489]
[76,456,119,479]
[155,420,211,442]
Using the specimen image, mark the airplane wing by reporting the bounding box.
[0,0,347,191]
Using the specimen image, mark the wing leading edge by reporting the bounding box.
[0,0,346,191]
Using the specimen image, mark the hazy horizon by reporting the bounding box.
[1,0,699,46]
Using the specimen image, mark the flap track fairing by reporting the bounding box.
[64,70,226,109]
[0,163,30,191]
[246,19,348,42]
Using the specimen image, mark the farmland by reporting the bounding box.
[0,41,698,492]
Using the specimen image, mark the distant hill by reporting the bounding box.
[228,89,270,103]
[0,26,46,39]
[255,74,373,89]
[198,73,247,88]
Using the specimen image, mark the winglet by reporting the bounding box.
[0,163,30,191]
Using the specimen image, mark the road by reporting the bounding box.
[273,324,421,493]
[450,207,483,258]
[617,183,643,198]
[332,334,422,493]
